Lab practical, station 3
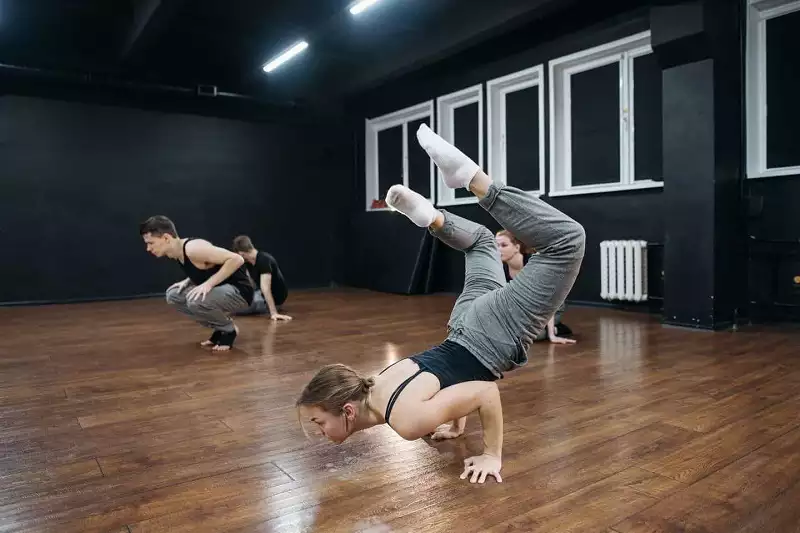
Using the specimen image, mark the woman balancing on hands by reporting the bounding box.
[296,124,585,484]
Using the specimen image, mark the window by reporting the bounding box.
[747,0,800,179]
[549,31,663,196]
[486,65,545,195]
[436,84,484,206]
[365,101,435,211]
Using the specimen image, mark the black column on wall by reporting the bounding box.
[651,0,744,330]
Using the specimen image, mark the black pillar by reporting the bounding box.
[652,0,745,330]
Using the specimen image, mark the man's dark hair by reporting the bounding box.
[232,235,255,253]
[139,215,178,238]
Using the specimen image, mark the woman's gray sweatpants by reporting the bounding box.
[434,183,585,378]
[166,282,248,333]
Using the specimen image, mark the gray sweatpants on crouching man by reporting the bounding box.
[436,183,585,378]
[166,283,248,334]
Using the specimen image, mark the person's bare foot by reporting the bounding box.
[200,330,222,347]
[431,419,466,440]
[212,324,239,352]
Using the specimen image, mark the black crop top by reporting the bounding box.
[179,238,255,305]
[379,340,497,425]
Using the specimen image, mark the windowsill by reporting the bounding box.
[549,180,663,197]
[436,188,544,207]
[747,166,800,179]
[437,195,480,207]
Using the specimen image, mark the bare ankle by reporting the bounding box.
[468,171,492,198]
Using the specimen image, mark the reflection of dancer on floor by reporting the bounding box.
[296,125,585,483]
[496,230,575,344]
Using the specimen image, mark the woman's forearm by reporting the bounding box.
[478,384,503,458]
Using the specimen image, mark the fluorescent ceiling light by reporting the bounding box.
[350,0,381,15]
[262,41,308,73]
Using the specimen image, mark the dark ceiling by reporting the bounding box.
[0,0,578,106]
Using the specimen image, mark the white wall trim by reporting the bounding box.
[746,0,800,179]
[548,180,663,197]
[436,84,484,206]
[364,100,434,211]
[747,165,800,179]
[486,65,545,196]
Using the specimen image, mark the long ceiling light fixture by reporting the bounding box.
[262,40,309,73]
[349,0,382,15]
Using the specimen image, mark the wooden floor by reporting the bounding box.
[1,289,800,533]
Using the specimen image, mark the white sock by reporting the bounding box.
[416,123,479,189]
[385,184,437,227]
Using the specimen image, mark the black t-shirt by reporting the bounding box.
[246,251,288,304]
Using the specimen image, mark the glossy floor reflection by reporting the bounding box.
[1,289,799,532]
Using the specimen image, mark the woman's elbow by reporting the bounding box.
[481,382,501,404]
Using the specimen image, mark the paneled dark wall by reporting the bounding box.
[0,95,352,304]
[344,7,665,306]
[747,177,800,321]
[744,5,800,322]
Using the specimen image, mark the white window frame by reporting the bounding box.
[436,84,484,206]
[364,100,435,212]
[746,0,800,179]
[548,31,664,197]
[486,65,545,196]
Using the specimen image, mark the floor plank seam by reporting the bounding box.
[696,392,800,432]
[22,461,288,527]
[637,464,680,482]
[271,461,296,482]
[74,417,236,453]
[529,421,663,465]
[608,493,672,532]
[641,420,800,487]
[103,458,290,503]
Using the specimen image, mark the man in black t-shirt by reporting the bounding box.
[231,235,292,321]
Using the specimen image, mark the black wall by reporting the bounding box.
[344,5,665,306]
[0,93,352,304]
[742,5,800,323]
[345,0,799,326]
[747,177,800,322]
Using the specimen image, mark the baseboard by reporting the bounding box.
[566,298,661,314]
[0,288,665,312]
[0,292,164,307]
[661,319,734,332]
[0,284,348,308]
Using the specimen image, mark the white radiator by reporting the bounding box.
[600,240,649,302]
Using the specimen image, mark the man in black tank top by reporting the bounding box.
[140,215,254,351]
